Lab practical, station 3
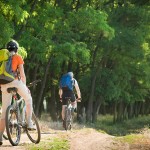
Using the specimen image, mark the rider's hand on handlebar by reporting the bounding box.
[76,98,81,102]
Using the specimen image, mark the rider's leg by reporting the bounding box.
[21,105,26,123]
[0,85,12,145]
[71,93,76,112]
[62,105,66,120]
[62,96,67,128]
[1,80,34,129]
[62,105,67,128]
[0,120,5,145]
[16,80,34,129]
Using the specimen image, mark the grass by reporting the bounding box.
[26,137,69,150]
[93,115,150,147]
[94,115,150,136]
[118,134,143,143]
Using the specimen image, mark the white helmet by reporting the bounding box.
[68,72,74,78]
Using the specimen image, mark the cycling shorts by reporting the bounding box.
[62,90,76,105]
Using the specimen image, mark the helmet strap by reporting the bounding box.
[10,51,16,56]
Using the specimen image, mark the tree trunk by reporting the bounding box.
[128,103,134,119]
[31,64,39,103]
[144,99,150,115]
[35,58,52,117]
[113,101,117,123]
[86,65,101,122]
[92,96,103,123]
[123,103,128,120]
[116,101,124,122]
[49,86,57,121]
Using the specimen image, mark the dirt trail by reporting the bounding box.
[69,129,114,150]
[0,129,115,150]
[0,131,58,150]
[0,122,150,150]
[0,122,116,150]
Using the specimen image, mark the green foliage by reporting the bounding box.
[0,0,150,121]
[68,7,114,39]
[0,14,14,47]
[53,42,90,63]
[79,71,92,101]
[93,4,150,105]
[95,115,150,136]
[18,47,27,59]
[27,138,69,150]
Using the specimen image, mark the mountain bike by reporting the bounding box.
[5,80,41,146]
[64,98,80,131]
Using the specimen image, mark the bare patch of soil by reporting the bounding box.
[69,128,114,150]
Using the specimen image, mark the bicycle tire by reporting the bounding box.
[64,108,72,131]
[26,112,41,144]
[3,134,8,140]
[68,109,72,130]
[5,105,21,146]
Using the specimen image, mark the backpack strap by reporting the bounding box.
[72,79,75,86]
[16,67,21,80]
[72,79,76,91]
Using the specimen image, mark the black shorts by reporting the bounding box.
[62,90,76,105]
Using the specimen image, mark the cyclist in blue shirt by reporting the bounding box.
[59,72,81,128]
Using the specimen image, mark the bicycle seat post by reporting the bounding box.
[68,99,72,109]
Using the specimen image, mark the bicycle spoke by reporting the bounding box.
[5,105,21,146]
[26,112,41,144]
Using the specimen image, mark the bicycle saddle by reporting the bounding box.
[64,97,72,99]
[7,87,18,93]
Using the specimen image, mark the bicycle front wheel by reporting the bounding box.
[5,105,21,146]
[3,133,8,140]
[26,112,41,144]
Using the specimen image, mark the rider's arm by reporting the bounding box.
[18,64,26,85]
[59,88,63,99]
[74,79,81,99]
[12,54,26,84]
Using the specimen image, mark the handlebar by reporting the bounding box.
[76,98,81,102]
[27,79,41,87]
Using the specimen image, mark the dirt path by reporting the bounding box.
[0,131,58,150]
[69,129,114,150]
[0,134,29,150]
[0,122,150,150]
[0,129,115,150]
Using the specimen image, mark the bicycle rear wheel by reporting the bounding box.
[64,108,72,131]
[5,105,21,146]
[26,112,41,144]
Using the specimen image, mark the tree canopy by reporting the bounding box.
[0,0,150,123]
